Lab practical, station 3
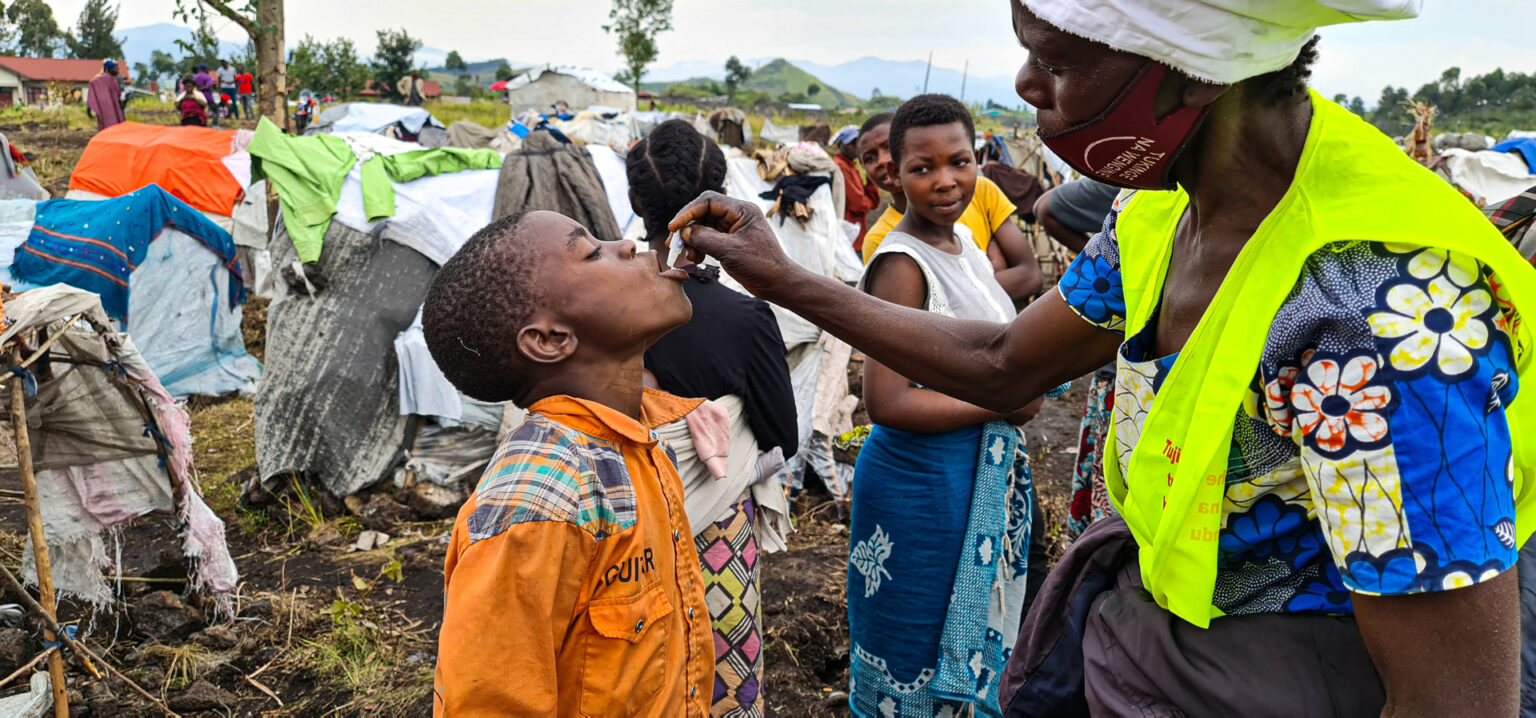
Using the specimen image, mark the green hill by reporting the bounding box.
[645,60,860,108]
[744,59,860,108]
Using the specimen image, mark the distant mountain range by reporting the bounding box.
[647,56,1025,108]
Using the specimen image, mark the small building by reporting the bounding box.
[357,79,442,100]
[0,57,130,107]
[505,65,635,113]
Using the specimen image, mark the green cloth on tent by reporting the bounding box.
[247,117,357,264]
[360,148,503,221]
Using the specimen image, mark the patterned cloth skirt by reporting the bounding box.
[1068,373,1117,537]
[848,423,1031,717]
[694,494,764,718]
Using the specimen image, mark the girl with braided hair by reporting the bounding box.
[628,119,798,718]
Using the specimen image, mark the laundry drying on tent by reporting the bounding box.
[0,132,49,201]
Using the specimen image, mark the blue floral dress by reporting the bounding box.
[1057,196,1523,615]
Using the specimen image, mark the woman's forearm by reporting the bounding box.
[760,269,1112,411]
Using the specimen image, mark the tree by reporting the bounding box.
[150,49,177,85]
[445,50,466,73]
[603,0,673,93]
[807,83,821,97]
[455,73,475,97]
[1332,92,1348,106]
[1349,96,1367,117]
[494,61,514,82]
[871,87,883,99]
[174,0,287,130]
[723,55,751,103]
[132,61,148,86]
[65,0,124,60]
[287,35,368,97]
[9,0,61,58]
[370,28,420,102]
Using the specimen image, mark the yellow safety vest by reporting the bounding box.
[1104,90,1536,628]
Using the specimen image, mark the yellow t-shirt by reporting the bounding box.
[860,176,1018,264]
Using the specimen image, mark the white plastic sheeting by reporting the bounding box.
[332,166,500,265]
[1437,148,1536,206]
[586,144,638,237]
[506,65,632,95]
[313,103,444,135]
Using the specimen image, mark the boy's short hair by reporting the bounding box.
[859,112,894,137]
[889,94,976,166]
[422,213,543,404]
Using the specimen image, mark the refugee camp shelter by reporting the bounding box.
[0,57,130,107]
[306,103,445,139]
[505,65,635,113]
[67,122,245,224]
[0,186,261,398]
[0,285,238,607]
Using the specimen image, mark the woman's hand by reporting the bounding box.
[669,192,800,302]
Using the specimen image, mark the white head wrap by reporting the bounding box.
[1021,0,1421,84]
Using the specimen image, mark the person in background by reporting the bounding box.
[85,60,124,132]
[1033,177,1120,254]
[832,125,882,252]
[235,65,255,120]
[217,60,238,120]
[426,211,712,716]
[858,112,1042,305]
[175,77,208,127]
[628,118,799,718]
[398,70,426,107]
[192,64,217,126]
[1034,177,1122,538]
[850,94,1040,717]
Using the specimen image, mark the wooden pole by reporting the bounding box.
[8,345,68,717]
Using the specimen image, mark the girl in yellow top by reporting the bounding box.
[857,113,1042,304]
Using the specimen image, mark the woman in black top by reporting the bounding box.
[628,119,796,718]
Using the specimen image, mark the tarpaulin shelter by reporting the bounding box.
[0,285,238,607]
[306,103,444,137]
[67,122,243,219]
[0,187,260,398]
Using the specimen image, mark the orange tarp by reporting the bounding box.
[69,122,241,216]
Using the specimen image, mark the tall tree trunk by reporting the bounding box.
[255,0,286,131]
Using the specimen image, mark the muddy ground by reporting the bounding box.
[0,111,1091,716]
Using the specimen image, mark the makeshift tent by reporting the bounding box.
[0,132,47,201]
[493,130,622,241]
[0,187,259,398]
[444,120,522,154]
[759,119,801,146]
[709,108,752,150]
[0,285,238,607]
[505,65,636,113]
[306,103,444,137]
[67,122,243,219]
[585,144,638,238]
[549,111,635,149]
[256,220,439,497]
[1433,148,1536,207]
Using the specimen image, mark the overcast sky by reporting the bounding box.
[47,0,1536,103]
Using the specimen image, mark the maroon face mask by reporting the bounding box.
[1037,62,1209,190]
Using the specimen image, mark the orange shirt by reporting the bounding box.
[434,389,714,717]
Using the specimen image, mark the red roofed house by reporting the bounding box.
[0,57,130,108]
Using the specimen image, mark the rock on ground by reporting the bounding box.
[167,679,237,713]
[130,591,204,641]
[190,625,238,651]
[406,481,465,520]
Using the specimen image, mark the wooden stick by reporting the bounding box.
[0,646,54,692]
[0,561,178,717]
[9,345,68,718]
